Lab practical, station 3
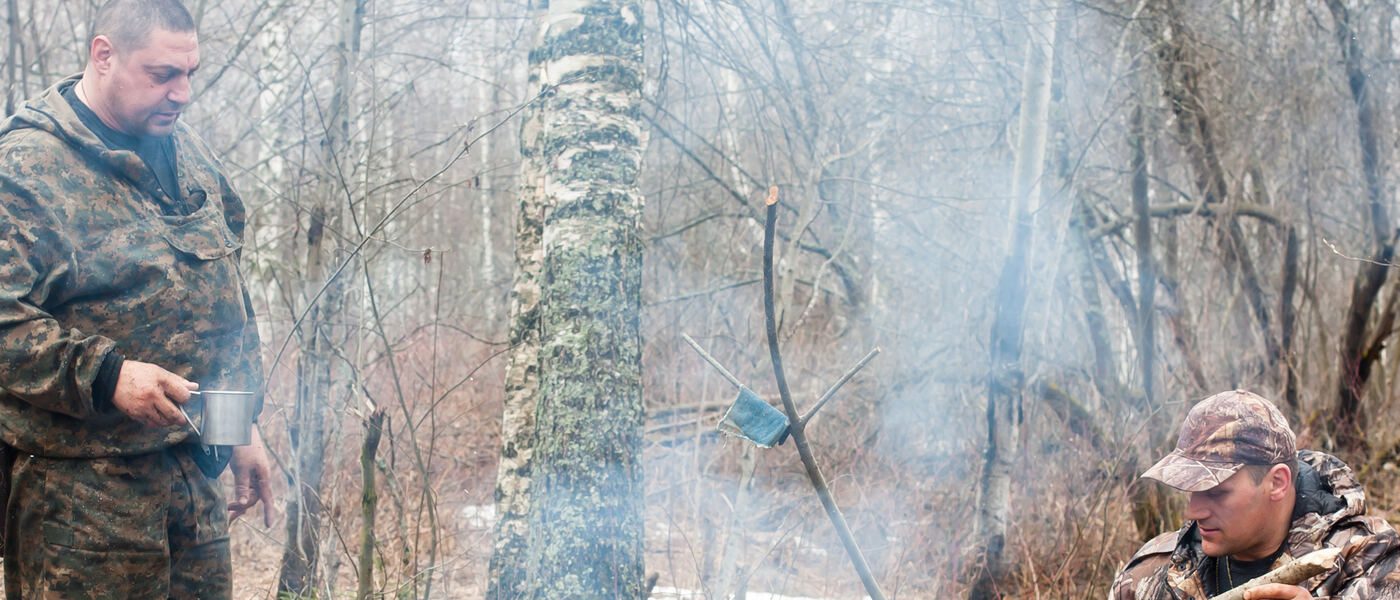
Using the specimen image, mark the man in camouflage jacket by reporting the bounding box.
[1112,390,1400,599]
[0,0,272,597]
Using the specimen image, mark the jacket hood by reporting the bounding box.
[2,75,101,147]
[1283,449,1366,551]
[2,74,186,199]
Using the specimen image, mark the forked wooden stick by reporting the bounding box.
[1208,547,1342,600]
[760,192,886,600]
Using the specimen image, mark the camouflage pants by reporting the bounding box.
[2,446,230,599]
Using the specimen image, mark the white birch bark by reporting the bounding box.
[520,0,648,597]
[485,3,548,598]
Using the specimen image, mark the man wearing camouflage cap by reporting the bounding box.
[0,0,272,596]
[1111,390,1400,599]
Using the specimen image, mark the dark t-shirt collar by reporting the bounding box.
[60,83,143,151]
[59,80,184,212]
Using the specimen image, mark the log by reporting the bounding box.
[1208,547,1341,600]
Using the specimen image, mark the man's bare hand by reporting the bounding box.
[111,360,196,428]
[228,426,275,527]
[1243,584,1312,600]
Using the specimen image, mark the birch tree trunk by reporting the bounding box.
[521,0,647,597]
[970,3,1058,597]
[485,2,548,598]
[278,0,365,595]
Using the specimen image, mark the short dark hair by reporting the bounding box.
[1242,458,1299,485]
[91,0,195,52]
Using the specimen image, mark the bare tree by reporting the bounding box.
[971,1,1059,597]
[1327,0,1394,455]
[277,0,366,595]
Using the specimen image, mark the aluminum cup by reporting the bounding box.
[195,390,257,446]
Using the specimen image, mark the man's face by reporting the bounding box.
[1185,468,1278,559]
[97,28,200,137]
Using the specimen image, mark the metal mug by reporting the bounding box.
[180,390,257,446]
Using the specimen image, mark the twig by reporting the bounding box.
[1322,235,1400,268]
[761,192,887,600]
[800,347,881,428]
[650,278,762,306]
[681,333,745,390]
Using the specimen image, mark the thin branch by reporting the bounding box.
[650,279,761,307]
[681,333,744,390]
[1087,201,1281,239]
[799,347,881,428]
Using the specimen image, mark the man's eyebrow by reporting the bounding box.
[146,63,200,74]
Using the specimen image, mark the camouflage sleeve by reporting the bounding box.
[1109,566,1137,600]
[1323,532,1400,599]
[1109,552,1173,600]
[0,175,116,419]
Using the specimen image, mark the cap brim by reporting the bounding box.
[1141,450,1244,492]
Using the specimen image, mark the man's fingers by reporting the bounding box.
[228,429,274,527]
[155,396,185,427]
[1242,584,1311,600]
[227,486,252,520]
[227,503,248,520]
[257,471,275,527]
[135,409,159,428]
[228,466,274,526]
[160,375,195,405]
[143,406,171,428]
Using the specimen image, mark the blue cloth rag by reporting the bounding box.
[717,387,790,447]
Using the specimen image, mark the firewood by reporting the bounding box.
[1208,547,1342,600]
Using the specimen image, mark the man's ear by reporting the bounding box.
[1268,463,1293,500]
[90,35,115,74]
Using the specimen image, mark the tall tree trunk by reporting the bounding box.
[1071,202,1119,398]
[485,2,548,598]
[278,0,365,595]
[970,3,1058,597]
[1124,103,1181,542]
[521,0,647,598]
[1280,227,1300,415]
[1327,0,1393,455]
[1154,5,1278,378]
[1131,106,1154,406]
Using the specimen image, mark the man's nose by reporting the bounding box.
[1184,492,1208,521]
[168,76,192,105]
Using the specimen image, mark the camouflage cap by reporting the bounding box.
[1142,389,1296,492]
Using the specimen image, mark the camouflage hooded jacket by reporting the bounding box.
[1111,450,1400,599]
[0,75,262,457]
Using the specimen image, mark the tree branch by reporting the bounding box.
[762,195,886,600]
